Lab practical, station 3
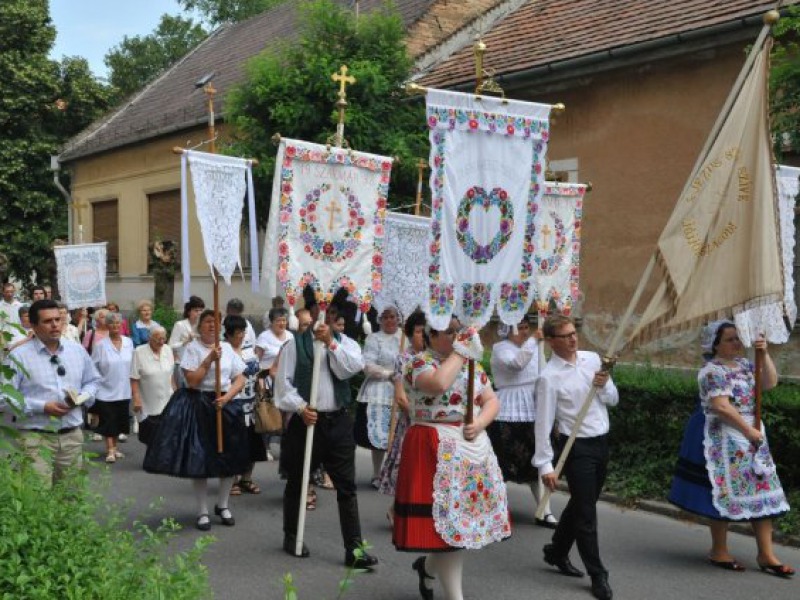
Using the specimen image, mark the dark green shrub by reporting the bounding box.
[152,304,181,338]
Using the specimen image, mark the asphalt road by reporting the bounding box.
[95,437,799,600]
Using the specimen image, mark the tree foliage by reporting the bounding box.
[770,5,800,159]
[0,0,113,286]
[178,0,288,26]
[105,14,208,99]
[226,0,427,228]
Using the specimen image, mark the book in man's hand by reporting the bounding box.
[65,389,90,408]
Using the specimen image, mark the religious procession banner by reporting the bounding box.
[261,138,393,313]
[733,164,800,345]
[54,242,107,309]
[425,89,552,330]
[533,182,586,316]
[373,211,430,319]
[629,44,782,345]
[180,150,258,302]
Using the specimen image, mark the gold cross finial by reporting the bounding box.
[332,65,356,99]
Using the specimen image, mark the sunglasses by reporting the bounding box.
[50,355,66,376]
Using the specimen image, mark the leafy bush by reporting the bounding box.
[0,458,213,599]
[152,304,181,338]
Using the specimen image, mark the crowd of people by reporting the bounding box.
[1,282,795,599]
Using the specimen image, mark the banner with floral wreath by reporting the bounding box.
[425,89,552,330]
[532,182,586,317]
[54,242,107,309]
[261,138,393,314]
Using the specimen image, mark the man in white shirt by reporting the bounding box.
[274,304,377,570]
[1,282,23,326]
[533,314,618,600]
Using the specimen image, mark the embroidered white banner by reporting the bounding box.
[181,150,258,301]
[425,89,552,330]
[734,164,799,345]
[54,243,107,309]
[533,183,586,317]
[373,211,430,319]
[261,138,393,312]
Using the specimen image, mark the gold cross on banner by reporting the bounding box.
[332,65,356,99]
[541,222,552,250]
[325,200,342,230]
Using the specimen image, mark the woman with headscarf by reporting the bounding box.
[355,305,404,487]
[487,317,557,527]
[668,320,793,577]
[394,319,511,600]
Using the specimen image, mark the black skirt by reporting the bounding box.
[143,388,250,478]
[486,420,538,484]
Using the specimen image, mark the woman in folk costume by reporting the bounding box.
[487,316,557,528]
[394,318,511,600]
[379,310,428,523]
[355,305,404,486]
[144,309,250,532]
[668,320,793,577]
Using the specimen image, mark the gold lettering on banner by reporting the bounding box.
[682,219,737,257]
[683,146,741,204]
[737,167,751,202]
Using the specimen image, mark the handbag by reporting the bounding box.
[253,371,283,435]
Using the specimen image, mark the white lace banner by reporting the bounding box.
[181,150,258,301]
[261,138,393,312]
[54,243,107,309]
[425,89,552,330]
[373,212,430,319]
[533,183,585,316]
[734,165,799,345]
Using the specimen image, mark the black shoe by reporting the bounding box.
[412,556,435,599]
[283,535,310,558]
[543,544,585,578]
[591,574,613,600]
[214,505,235,526]
[345,549,379,570]
[195,514,211,531]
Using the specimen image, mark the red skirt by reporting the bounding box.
[393,423,457,552]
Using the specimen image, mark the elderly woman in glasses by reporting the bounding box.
[91,311,135,464]
[130,326,174,445]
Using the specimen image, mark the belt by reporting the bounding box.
[25,426,79,435]
[316,408,346,419]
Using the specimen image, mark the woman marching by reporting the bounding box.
[144,309,250,531]
[487,317,557,527]
[355,305,404,487]
[668,321,793,577]
[394,318,511,600]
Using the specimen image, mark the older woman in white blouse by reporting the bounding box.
[130,326,174,445]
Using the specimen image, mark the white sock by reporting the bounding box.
[193,479,209,517]
[217,476,234,510]
[371,450,385,479]
[426,552,464,600]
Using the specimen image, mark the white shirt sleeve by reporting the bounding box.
[533,371,557,476]
[274,338,306,413]
[328,335,364,380]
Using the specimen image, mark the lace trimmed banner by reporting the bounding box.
[373,212,430,318]
[532,183,586,317]
[261,138,393,311]
[54,242,107,309]
[425,88,552,330]
[733,165,799,345]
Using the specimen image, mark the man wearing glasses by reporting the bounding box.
[4,299,101,486]
[533,314,619,600]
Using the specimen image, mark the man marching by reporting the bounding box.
[533,314,618,600]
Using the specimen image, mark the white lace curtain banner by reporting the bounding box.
[261,138,393,312]
[734,165,800,345]
[373,211,431,318]
[54,243,107,309]
[181,150,258,302]
[425,88,552,330]
[533,183,586,316]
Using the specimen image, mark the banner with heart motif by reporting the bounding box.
[425,89,552,329]
[533,182,586,317]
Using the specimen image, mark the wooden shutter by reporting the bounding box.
[92,200,119,273]
[148,190,182,266]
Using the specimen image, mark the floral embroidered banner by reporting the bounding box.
[533,183,586,317]
[261,138,393,312]
[54,242,107,309]
[373,211,430,319]
[425,89,552,329]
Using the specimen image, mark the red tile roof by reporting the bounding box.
[417,0,795,87]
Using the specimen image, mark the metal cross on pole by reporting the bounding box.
[331,65,356,148]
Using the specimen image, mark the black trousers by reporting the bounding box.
[282,409,363,551]
[550,434,609,578]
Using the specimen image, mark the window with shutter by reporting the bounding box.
[92,200,119,273]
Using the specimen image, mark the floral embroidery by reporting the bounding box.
[456,186,514,264]
[432,437,511,549]
[299,184,364,263]
[461,283,492,322]
[429,283,454,317]
[427,106,549,141]
[534,211,567,275]
[498,281,529,314]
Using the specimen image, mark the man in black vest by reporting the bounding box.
[274,304,378,569]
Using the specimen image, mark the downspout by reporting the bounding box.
[50,155,73,244]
